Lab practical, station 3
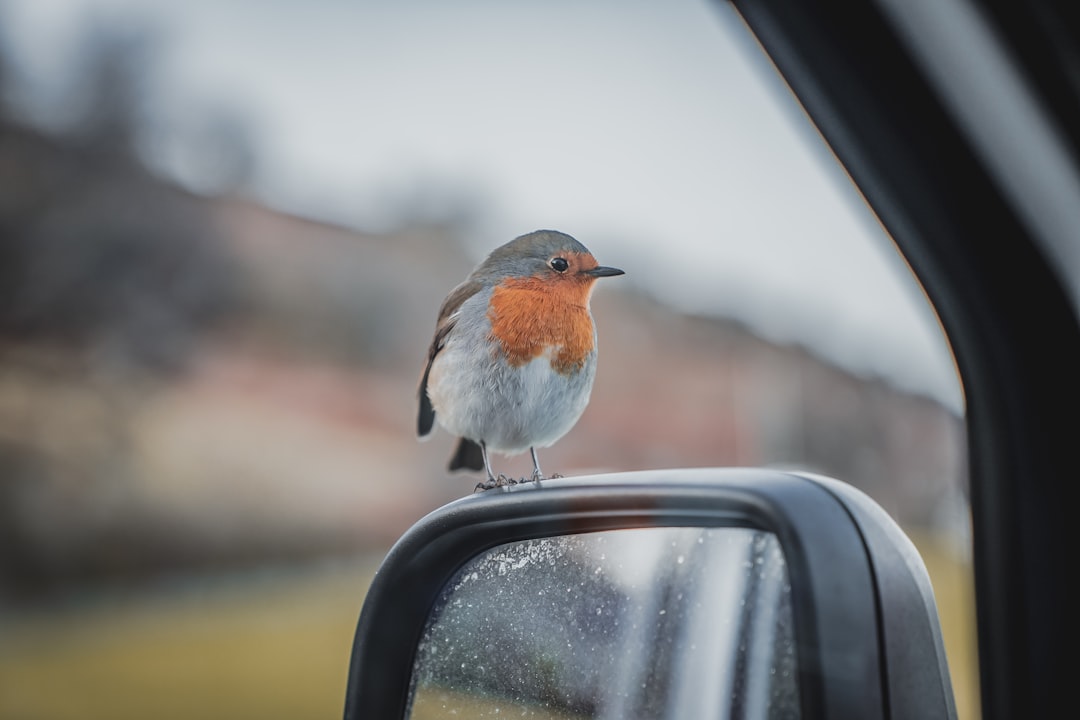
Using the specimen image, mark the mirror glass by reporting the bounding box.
[407,526,799,719]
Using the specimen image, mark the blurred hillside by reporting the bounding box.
[0,20,966,605]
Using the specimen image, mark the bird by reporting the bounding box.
[417,230,624,490]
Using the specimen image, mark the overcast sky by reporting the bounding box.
[0,0,963,411]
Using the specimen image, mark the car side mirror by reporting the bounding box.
[343,469,957,719]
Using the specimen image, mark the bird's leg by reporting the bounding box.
[528,447,563,480]
[488,442,517,486]
[474,441,501,492]
[531,447,564,481]
[528,447,545,483]
[481,441,495,482]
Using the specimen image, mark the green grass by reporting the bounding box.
[0,534,979,720]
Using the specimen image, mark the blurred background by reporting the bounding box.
[0,0,975,718]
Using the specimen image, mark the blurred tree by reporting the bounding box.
[66,22,150,158]
[0,17,239,372]
[0,15,247,596]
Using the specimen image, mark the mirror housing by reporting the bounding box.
[343,469,956,719]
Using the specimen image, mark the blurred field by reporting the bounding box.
[0,534,978,720]
[0,554,382,720]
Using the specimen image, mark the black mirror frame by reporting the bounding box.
[344,469,955,719]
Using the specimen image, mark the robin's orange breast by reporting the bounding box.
[487,276,596,375]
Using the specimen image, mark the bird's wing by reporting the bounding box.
[417,279,484,438]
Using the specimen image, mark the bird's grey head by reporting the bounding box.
[474,230,622,283]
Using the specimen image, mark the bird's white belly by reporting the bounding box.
[428,345,596,456]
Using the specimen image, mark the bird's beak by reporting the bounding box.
[582,265,625,278]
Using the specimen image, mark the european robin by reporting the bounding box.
[417,230,624,490]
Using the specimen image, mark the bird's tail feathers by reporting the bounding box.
[448,437,485,472]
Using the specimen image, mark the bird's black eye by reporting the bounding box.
[550,257,569,273]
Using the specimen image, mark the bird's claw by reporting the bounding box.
[474,471,562,492]
[474,474,516,492]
